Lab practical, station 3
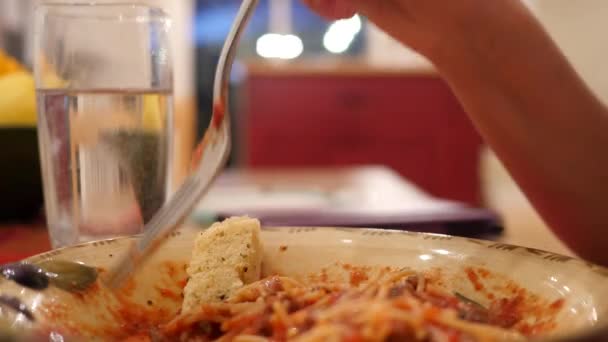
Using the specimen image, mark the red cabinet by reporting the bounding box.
[239,63,484,205]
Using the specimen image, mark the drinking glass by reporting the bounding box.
[33,4,174,248]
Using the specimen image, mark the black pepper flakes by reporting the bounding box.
[243,267,249,273]
[147,300,153,306]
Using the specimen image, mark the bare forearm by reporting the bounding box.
[305,0,608,263]
[431,3,608,264]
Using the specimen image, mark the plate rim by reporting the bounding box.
[20,225,608,342]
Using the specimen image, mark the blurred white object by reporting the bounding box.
[323,15,362,54]
[256,33,303,59]
[198,166,467,216]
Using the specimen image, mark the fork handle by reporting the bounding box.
[105,0,260,289]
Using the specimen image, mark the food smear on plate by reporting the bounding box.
[31,217,564,341]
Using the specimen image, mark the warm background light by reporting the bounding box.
[323,15,361,54]
[256,33,303,60]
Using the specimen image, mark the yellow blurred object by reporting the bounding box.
[38,55,68,89]
[0,50,24,76]
[0,50,37,127]
[142,93,166,132]
[0,50,165,129]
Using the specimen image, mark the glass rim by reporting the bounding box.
[35,2,170,22]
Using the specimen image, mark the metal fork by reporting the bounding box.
[105,0,259,289]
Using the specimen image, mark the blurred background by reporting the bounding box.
[1,0,607,254]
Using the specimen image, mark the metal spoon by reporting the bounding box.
[105,0,259,289]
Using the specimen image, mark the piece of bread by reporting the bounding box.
[181,216,263,313]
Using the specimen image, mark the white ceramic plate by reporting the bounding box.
[1,226,608,341]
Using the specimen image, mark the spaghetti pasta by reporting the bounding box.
[132,264,548,342]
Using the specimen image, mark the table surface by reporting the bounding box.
[0,221,51,263]
[0,165,575,263]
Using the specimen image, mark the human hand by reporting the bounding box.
[301,0,531,65]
